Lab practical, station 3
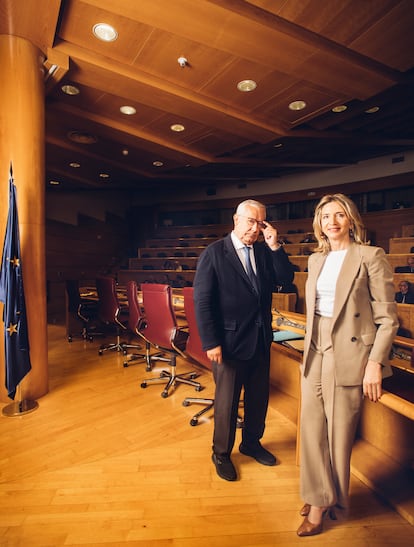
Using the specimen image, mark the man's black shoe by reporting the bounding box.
[212,453,237,481]
[239,442,277,466]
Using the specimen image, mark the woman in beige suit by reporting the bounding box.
[297,194,398,537]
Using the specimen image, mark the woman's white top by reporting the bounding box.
[315,249,348,317]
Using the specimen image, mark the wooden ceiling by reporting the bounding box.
[3,0,414,194]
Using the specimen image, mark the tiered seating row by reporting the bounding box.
[145,237,217,248]
[389,237,414,254]
[119,227,414,324]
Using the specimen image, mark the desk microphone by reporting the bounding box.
[274,309,306,331]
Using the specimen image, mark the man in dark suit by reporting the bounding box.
[395,280,414,304]
[193,199,294,481]
[395,256,414,273]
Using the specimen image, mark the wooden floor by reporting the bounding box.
[0,325,413,546]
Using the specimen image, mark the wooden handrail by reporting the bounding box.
[380,391,414,421]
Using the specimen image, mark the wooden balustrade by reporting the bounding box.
[145,237,217,248]
[389,237,414,254]
[128,257,198,270]
[137,246,205,258]
[385,253,414,272]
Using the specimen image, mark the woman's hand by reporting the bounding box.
[362,360,383,402]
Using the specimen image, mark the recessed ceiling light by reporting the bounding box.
[61,84,80,96]
[332,105,347,113]
[237,79,257,92]
[99,173,110,179]
[120,105,136,115]
[365,106,380,114]
[93,23,118,42]
[122,149,129,156]
[170,124,185,132]
[153,161,164,167]
[273,143,283,148]
[67,131,97,144]
[289,100,306,111]
[69,162,80,168]
[49,180,60,185]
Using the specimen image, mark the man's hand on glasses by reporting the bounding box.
[260,220,280,251]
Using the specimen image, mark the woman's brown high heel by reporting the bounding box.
[297,506,336,537]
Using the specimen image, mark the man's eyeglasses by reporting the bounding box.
[238,214,267,229]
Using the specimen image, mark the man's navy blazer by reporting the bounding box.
[193,234,294,361]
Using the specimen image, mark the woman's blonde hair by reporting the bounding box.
[312,193,368,253]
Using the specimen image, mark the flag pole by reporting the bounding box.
[1,165,38,415]
[2,383,38,416]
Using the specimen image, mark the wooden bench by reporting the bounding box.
[137,246,205,258]
[271,292,297,313]
[118,269,195,287]
[281,242,315,256]
[397,302,414,337]
[145,237,217,248]
[385,253,414,272]
[389,237,414,254]
[128,257,198,270]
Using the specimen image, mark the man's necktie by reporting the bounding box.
[243,246,258,292]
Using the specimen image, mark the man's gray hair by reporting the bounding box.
[235,199,266,215]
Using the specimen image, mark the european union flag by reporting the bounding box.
[0,169,31,400]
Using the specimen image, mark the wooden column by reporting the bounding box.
[0,35,48,402]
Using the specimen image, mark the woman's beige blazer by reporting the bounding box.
[303,243,399,386]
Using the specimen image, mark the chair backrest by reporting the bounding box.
[141,283,186,351]
[126,280,144,333]
[182,286,211,369]
[65,280,81,313]
[96,276,121,324]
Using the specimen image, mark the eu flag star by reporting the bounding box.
[9,256,20,267]
[6,323,18,336]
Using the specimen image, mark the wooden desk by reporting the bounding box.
[397,302,414,337]
[389,237,414,254]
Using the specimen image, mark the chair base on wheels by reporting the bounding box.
[123,341,164,371]
[68,315,106,343]
[182,397,244,427]
[141,359,204,398]
[182,396,214,426]
[123,352,146,367]
[98,336,127,354]
[68,327,92,343]
[98,332,142,356]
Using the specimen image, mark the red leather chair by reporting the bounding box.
[140,283,203,398]
[123,280,156,370]
[181,286,215,425]
[181,286,244,427]
[65,279,103,342]
[95,276,141,356]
